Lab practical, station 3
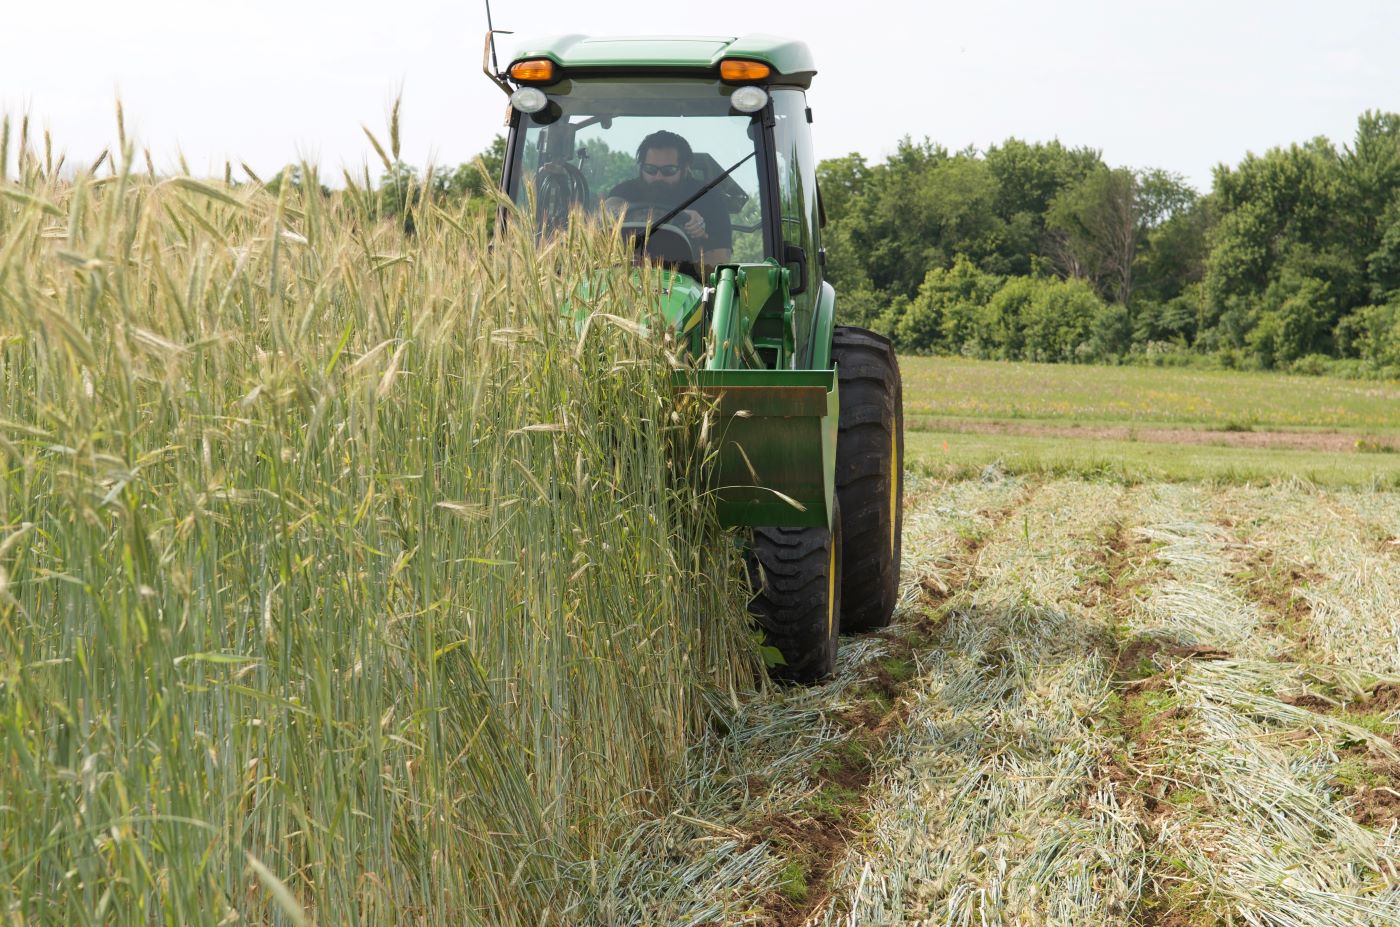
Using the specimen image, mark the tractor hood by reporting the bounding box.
[569,267,705,339]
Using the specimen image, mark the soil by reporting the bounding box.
[1272,679,1400,828]
[1227,545,1325,655]
[1281,692,1338,711]
[751,808,852,927]
[1348,761,1400,829]
[1365,682,1400,714]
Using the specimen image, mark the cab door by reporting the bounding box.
[769,89,823,367]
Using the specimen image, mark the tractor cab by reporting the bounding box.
[498,36,825,369]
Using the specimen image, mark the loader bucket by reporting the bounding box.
[674,368,838,530]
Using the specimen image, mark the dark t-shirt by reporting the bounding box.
[608,176,733,251]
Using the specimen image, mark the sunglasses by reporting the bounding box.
[640,164,684,177]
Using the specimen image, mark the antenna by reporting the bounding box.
[485,0,500,74]
[482,0,513,97]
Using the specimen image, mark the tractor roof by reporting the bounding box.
[506,34,816,86]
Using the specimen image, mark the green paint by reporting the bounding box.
[508,34,817,86]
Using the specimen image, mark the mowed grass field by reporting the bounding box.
[902,356,1400,431]
[557,473,1400,925]
[564,359,1400,924]
[899,356,1400,487]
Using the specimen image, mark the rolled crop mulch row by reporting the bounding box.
[1107,483,1400,924]
[562,475,1033,925]
[824,480,1145,925]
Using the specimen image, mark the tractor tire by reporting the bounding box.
[831,326,904,633]
[748,498,843,684]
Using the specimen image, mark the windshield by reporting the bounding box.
[507,78,768,265]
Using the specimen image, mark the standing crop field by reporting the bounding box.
[0,134,759,926]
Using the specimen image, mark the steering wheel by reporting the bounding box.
[617,206,699,272]
[533,160,590,231]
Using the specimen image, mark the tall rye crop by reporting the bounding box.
[0,134,757,925]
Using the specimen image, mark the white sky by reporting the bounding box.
[2,0,1396,192]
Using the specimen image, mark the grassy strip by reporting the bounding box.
[905,429,1400,489]
[1214,486,1400,672]
[1105,653,1400,925]
[0,142,756,924]
[900,356,1400,432]
[1131,485,1290,660]
[1328,493,1400,546]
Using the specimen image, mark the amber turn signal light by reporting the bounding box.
[509,59,556,82]
[719,59,771,82]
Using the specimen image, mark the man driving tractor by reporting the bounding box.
[603,130,733,265]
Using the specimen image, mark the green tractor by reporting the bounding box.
[490,34,904,682]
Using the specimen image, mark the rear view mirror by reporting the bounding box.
[784,243,808,295]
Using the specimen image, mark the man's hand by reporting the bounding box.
[680,209,707,240]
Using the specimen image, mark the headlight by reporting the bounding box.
[510,87,549,114]
[730,86,769,114]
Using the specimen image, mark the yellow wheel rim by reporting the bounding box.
[827,541,837,637]
[888,424,899,556]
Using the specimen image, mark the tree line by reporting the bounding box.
[354,111,1400,375]
[819,111,1400,375]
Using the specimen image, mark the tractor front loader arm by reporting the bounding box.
[673,261,837,530]
[702,262,791,371]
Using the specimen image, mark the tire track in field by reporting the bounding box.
[1216,485,1400,838]
[748,476,1039,927]
[563,476,1035,926]
[820,480,1143,926]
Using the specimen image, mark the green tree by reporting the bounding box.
[1134,198,1210,308]
[893,256,1001,353]
[804,113,1400,368]
[437,135,508,200]
[1203,139,1343,324]
[1339,111,1400,259]
[1046,167,1139,305]
[984,138,1103,276]
[1366,205,1400,301]
[845,141,1004,300]
[1019,277,1103,362]
[378,161,419,218]
[816,153,871,223]
[1247,275,1334,368]
[975,276,1038,359]
[266,164,331,198]
[1351,302,1400,368]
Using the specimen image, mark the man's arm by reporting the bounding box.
[697,197,733,263]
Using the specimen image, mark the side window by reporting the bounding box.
[770,90,820,289]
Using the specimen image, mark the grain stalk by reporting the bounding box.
[0,125,756,925]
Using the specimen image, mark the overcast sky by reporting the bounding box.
[3,0,1396,192]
